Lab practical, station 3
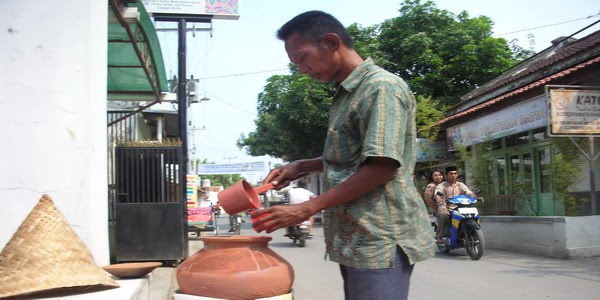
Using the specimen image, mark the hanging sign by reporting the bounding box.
[142,0,240,20]
[197,161,265,174]
[547,85,600,136]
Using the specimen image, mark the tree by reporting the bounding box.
[239,0,535,159]
[237,67,334,161]
[195,159,244,187]
[416,95,446,140]
[378,0,532,105]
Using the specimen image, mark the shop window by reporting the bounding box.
[532,127,548,142]
[506,132,530,147]
[539,148,552,193]
[497,157,506,194]
[523,153,533,193]
[489,138,501,151]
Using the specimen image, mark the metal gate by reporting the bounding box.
[114,146,187,262]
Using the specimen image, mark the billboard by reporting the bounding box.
[547,85,600,136]
[142,0,240,20]
[197,161,265,174]
[446,96,548,149]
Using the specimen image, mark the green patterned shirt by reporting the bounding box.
[322,58,435,269]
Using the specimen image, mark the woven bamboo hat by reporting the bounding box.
[0,195,118,298]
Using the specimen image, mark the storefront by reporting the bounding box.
[434,30,600,216]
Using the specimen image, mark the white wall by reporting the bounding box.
[0,1,109,264]
[482,216,600,258]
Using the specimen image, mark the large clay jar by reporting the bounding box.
[177,235,294,300]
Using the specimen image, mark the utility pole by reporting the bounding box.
[223,156,237,184]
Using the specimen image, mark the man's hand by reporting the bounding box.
[251,202,312,233]
[263,158,322,190]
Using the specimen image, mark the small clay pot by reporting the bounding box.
[176,236,294,299]
[217,180,274,215]
[102,262,162,278]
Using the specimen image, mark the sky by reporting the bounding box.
[152,0,599,184]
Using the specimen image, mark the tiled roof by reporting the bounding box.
[435,55,600,126]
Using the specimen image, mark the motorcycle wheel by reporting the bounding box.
[465,228,485,260]
[437,238,450,254]
[298,235,306,247]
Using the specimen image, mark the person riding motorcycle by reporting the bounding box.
[434,166,477,244]
[285,179,315,237]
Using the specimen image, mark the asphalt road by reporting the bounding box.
[154,215,600,300]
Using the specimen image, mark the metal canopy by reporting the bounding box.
[108,1,169,102]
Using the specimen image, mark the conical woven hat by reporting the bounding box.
[0,195,118,298]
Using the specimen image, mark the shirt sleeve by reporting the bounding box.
[423,184,434,201]
[360,80,410,165]
[459,182,475,197]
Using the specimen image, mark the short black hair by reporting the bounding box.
[446,166,458,173]
[277,10,354,48]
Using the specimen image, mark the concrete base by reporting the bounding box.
[173,290,293,300]
[40,276,150,299]
[481,215,600,258]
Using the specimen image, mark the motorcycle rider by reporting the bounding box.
[434,166,476,244]
[285,179,315,236]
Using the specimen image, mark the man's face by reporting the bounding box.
[285,33,336,83]
[446,171,459,183]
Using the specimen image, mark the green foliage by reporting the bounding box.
[239,0,534,161]
[454,138,588,216]
[346,23,389,66]
[415,95,446,139]
[551,138,588,216]
[237,70,334,161]
[200,173,244,188]
[195,159,243,188]
[378,0,523,106]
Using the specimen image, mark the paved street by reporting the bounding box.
[151,215,600,299]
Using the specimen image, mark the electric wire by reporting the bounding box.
[495,12,600,36]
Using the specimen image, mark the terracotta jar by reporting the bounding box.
[176,236,294,300]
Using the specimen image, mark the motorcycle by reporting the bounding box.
[433,193,485,260]
[285,220,311,247]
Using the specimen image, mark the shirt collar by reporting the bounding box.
[336,57,374,94]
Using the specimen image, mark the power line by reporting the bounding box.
[197,68,289,80]
[496,12,600,36]
[197,87,257,116]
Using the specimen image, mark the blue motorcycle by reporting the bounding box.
[433,194,485,260]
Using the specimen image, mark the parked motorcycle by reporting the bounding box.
[285,220,311,247]
[433,193,485,260]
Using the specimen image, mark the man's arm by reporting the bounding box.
[263,157,324,190]
[252,156,398,233]
[459,182,475,197]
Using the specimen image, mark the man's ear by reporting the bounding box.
[321,33,341,51]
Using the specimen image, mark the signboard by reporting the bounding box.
[142,0,240,20]
[186,174,198,207]
[197,161,265,174]
[446,96,548,149]
[547,85,600,136]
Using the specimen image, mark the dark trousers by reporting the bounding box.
[339,246,414,300]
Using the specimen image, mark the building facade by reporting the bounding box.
[434,30,600,216]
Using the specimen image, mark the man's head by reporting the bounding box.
[297,179,307,189]
[277,11,355,83]
[445,166,459,183]
[277,11,354,48]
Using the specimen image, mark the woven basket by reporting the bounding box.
[0,195,118,298]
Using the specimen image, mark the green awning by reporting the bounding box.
[108,1,169,101]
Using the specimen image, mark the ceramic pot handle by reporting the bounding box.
[253,183,275,194]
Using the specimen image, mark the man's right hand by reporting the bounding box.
[263,162,305,190]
